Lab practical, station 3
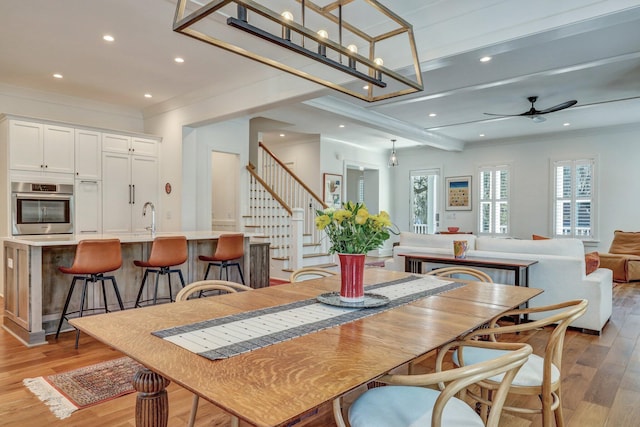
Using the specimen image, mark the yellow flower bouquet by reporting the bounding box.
[315,201,395,254]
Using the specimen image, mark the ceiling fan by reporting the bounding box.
[484,96,578,123]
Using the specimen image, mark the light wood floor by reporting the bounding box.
[1,282,639,427]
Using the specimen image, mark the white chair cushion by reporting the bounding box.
[348,385,484,427]
[452,348,560,386]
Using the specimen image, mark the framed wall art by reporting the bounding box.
[445,175,472,211]
[323,173,342,208]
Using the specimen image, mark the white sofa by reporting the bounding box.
[385,232,613,334]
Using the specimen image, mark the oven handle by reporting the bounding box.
[12,192,72,200]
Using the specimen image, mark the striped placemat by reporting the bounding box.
[153,275,464,360]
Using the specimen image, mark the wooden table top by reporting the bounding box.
[71,269,542,427]
[400,251,539,268]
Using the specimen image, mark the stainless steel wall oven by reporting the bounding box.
[11,182,74,235]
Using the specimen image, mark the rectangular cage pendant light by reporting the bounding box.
[173,0,424,102]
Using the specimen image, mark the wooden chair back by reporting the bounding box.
[426,266,493,282]
[289,267,336,283]
[176,280,252,301]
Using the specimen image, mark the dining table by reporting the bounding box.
[70,268,542,427]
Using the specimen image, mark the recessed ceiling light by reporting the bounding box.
[144,93,153,98]
[174,57,185,63]
[563,122,571,126]
[480,56,492,63]
[479,133,485,137]
[103,35,114,42]
[429,113,437,117]
[339,124,345,128]
[53,73,63,79]
[280,133,285,137]
[363,85,369,90]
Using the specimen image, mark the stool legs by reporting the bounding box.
[56,274,124,349]
[135,267,186,307]
[203,261,245,285]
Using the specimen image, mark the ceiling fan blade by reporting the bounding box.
[538,100,577,114]
[483,112,521,117]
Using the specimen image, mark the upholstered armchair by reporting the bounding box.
[599,230,640,282]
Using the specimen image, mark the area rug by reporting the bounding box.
[23,356,142,419]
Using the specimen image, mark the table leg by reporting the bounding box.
[404,257,422,274]
[133,367,171,427]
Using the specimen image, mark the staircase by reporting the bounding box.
[244,142,336,280]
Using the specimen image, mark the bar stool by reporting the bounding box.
[198,233,246,285]
[133,236,188,307]
[55,239,124,348]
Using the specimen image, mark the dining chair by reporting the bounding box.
[175,280,252,427]
[334,340,532,427]
[289,267,337,282]
[426,266,494,282]
[447,299,588,427]
[404,266,494,374]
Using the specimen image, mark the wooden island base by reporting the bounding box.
[2,231,269,347]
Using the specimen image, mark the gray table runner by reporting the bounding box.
[153,275,465,360]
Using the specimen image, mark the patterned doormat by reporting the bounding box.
[23,356,142,419]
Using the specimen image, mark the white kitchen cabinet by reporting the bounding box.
[102,152,158,233]
[75,129,101,180]
[75,179,102,234]
[9,120,74,174]
[103,133,158,157]
[131,136,158,157]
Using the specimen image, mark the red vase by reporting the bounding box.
[338,253,366,302]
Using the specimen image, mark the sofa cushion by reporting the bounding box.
[532,234,550,240]
[585,252,600,275]
[609,230,640,255]
[476,236,584,258]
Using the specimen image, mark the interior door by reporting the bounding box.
[211,151,239,231]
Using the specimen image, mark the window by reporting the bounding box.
[553,158,595,238]
[410,169,439,234]
[478,165,510,235]
[358,177,365,203]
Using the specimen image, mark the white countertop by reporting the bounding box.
[2,231,261,247]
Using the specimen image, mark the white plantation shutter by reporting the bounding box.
[478,165,510,235]
[553,159,595,238]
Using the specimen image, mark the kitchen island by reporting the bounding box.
[2,231,268,346]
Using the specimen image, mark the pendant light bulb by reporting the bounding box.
[388,139,399,167]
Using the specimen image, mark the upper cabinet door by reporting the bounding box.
[75,129,101,180]
[131,137,158,157]
[102,133,131,154]
[9,120,44,171]
[43,125,74,174]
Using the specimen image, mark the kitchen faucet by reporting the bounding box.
[143,202,156,234]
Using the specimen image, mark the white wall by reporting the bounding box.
[190,118,250,231]
[0,84,143,131]
[391,123,640,252]
[267,136,321,196]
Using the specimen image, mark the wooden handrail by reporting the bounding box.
[259,142,327,209]
[246,163,293,215]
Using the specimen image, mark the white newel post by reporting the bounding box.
[291,208,304,271]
